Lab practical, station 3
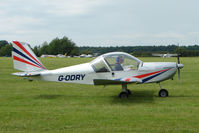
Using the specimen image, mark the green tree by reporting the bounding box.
[0,43,12,56]
[48,36,78,55]
[80,49,92,55]
[0,40,8,49]
[39,41,49,55]
[175,46,185,56]
[70,46,79,56]
[33,46,40,57]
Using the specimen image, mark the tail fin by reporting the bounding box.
[12,41,47,72]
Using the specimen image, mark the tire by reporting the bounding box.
[127,89,131,95]
[119,92,129,98]
[159,89,169,97]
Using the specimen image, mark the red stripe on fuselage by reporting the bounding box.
[13,56,42,69]
[13,41,46,69]
[134,69,169,79]
[125,78,131,82]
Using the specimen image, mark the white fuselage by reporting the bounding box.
[32,62,178,85]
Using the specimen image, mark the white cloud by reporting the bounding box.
[109,32,199,45]
[0,10,4,16]
[114,32,185,40]
[0,16,44,34]
[40,0,107,16]
[187,32,199,36]
[0,0,109,46]
[0,15,48,45]
[153,33,185,39]
[0,0,199,46]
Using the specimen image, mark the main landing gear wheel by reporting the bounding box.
[159,89,168,97]
[119,92,129,98]
[119,84,130,98]
[127,89,131,95]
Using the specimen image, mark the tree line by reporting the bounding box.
[1,37,199,57]
[79,45,199,57]
[0,37,79,57]
[32,37,79,56]
[0,40,12,56]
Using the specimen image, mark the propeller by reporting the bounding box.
[175,44,184,81]
[177,54,181,81]
[177,54,184,81]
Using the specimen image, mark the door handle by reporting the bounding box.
[112,72,115,77]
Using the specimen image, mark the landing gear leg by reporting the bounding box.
[158,83,168,97]
[119,84,131,98]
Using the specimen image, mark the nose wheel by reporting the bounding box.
[158,83,169,97]
[119,84,131,98]
[159,89,168,97]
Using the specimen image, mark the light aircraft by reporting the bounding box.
[11,41,184,98]
[152,53,178,58]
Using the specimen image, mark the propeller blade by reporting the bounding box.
[176,44,182,82]
[177,54,180,64]
[178,67,180,81]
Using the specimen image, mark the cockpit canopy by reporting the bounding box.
[91,52,142,73]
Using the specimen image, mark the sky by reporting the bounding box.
[0,0,199,47]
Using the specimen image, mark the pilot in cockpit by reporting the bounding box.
[114,55,124,71]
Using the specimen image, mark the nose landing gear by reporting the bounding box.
[158,83,169,97]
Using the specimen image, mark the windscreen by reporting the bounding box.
[104,54,139,71]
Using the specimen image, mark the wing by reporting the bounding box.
[152,54,163,57]
[93,77,142,85]
[168,54,178,57]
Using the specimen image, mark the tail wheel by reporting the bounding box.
[159,89,168,97]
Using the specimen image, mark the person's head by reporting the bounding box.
[116,55,124,64]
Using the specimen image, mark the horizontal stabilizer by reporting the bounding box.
[12,72,41,77]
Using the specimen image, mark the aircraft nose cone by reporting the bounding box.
[177,64,184,69]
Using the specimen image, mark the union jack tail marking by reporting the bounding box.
[12,41,47,72]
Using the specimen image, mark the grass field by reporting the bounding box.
[0,57,199,133]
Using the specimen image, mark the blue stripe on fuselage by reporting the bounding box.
[142,69,170,83]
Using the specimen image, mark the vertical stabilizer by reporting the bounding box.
[12,41,47,72]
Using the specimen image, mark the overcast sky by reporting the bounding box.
[0,0,199,47]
